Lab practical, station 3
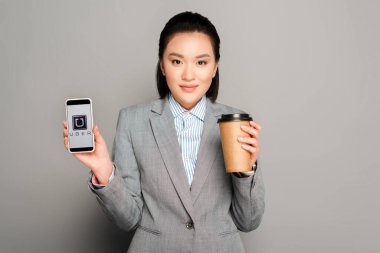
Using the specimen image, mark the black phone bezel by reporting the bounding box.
[66,99,91,106]
[69,147,94,152]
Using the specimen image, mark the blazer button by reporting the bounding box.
[186,221,194,229]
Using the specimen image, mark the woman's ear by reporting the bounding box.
[212,63,218,78]
[160,61,165,76]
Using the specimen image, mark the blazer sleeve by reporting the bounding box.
[230,157,265,232]
[87,108,143,232]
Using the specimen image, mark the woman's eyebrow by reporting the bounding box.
[168,52,211,58]
[195,54,211,59]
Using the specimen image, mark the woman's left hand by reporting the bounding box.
[237,121,262,170]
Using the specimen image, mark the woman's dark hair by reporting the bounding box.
[156,11,220,102]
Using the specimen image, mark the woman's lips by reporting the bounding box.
[179,84,199,92]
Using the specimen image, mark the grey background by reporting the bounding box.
[1,0,379,252]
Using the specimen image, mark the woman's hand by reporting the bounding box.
[63,120,113,185]
[237,121,262,171]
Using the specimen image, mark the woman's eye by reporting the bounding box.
[171,60,181,65]
[198,60,207,65]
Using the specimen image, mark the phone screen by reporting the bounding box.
[66,99,94,152]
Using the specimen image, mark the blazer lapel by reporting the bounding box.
[190,99,222,204]
[149,99,195,220]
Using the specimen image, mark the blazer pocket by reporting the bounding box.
[218,229,239,237]
[137,225,162,236]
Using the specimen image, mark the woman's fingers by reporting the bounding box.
[63,120,68,137]
[249,121,262,131]
[63,120,68,149]
[63,136,68,149]
[93,125,105,145]
[237,136,257,147]
[239,121,261,165]
[240,125,259,139]
[241,143,257,154]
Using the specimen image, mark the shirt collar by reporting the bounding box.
[168,93,207,121]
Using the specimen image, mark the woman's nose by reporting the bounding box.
[182,65,195,81]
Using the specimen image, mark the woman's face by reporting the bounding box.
[160,32,218,110]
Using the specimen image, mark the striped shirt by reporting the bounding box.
[168,93,207,186]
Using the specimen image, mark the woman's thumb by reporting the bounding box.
[93,125,104,143]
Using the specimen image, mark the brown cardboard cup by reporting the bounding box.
[217,114,253,173]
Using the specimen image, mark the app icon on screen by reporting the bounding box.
[72,115,87,130]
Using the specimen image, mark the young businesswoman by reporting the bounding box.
[63,11,265,253]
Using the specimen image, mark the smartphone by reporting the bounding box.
[65,98,95,153]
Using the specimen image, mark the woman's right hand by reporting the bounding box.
[63,120,113,185]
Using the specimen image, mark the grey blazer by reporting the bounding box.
[88,97,265,253]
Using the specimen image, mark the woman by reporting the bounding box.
[63,11,264,253]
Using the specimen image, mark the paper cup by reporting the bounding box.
[217,114,253,173]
